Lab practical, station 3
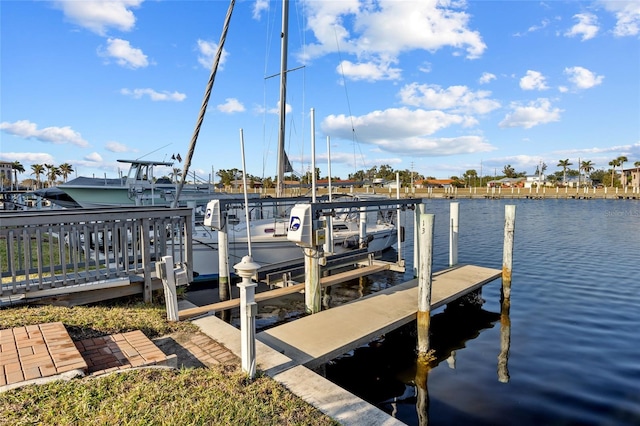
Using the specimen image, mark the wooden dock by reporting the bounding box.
[178,262,392,320]
[256,264,501,369]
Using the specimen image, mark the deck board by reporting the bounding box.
[178,263,391,320]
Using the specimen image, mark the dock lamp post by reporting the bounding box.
[234,255,261,380]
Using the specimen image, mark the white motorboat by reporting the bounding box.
[58,159,219,208]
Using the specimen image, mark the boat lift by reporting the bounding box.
[286,197,422,313]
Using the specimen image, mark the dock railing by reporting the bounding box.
[0,207,193,303]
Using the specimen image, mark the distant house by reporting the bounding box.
[524,175,547,188]
[564,176,593,188]
[416,179,455,189]
[229,179,263,189]
[621,166,640,188]
[316,179,359,188]
[486,177,524,188]
[0,161,14,190]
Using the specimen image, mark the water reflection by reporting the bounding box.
[498,296,511,383]
[325,301,505,422]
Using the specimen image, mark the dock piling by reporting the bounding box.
[305,247,322,314]
[449,202,459,267]
[413,203,426,278]
[417,213,435,358]
[218,222,231,319]
[156,255,179,321]
[502,205,516,299]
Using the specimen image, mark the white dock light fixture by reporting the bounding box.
[203,199,222,229]
[234,255,261,380]
[287,204,313,247]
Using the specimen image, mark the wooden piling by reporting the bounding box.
[449,202,459,267]
[413,203,426,278]
[417,213,434,358]
[140,218,152,303]
[305,248,321,314]
[218,224,231,320]
[502,205,516,299]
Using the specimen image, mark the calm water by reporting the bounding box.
[325,198,640,425]
[187,198,640,425]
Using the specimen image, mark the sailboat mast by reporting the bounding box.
[276,0,289,198]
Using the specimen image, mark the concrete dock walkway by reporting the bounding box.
[190,264,500,425]
[257,264,501,369]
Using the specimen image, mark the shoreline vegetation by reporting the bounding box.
[186,186,640,200]
[0,301,337,426]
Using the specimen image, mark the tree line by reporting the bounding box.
[4,161,75,190]
[5,155,639,191]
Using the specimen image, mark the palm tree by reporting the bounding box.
[617,156,628,187]
[608,158,621,187]
[59,163,74,182]
[11,161,25,190]
[580,160,594,187]
[635,161,640,168]
[31,164,45,189]
[44,164,60,187]
[557,159,572,186]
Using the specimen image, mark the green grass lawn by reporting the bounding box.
[0,302,338,426]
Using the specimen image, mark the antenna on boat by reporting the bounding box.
[136,143,172,161]
[240,128,253,257]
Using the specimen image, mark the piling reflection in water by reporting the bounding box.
[324,299,505,421]
[498,296,511,384]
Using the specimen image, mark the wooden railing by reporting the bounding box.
[0,207,193,303]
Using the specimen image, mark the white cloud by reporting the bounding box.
[564,66,604,89]
[54,0,142,36]
[120,88,186,101]
[399,83,500,115]
[323,108,465,139]
[600,0,640,37]
[0,152,56,165]
[528,18,550,34]
[85,152,104,162]
[479,72,496,84]
[105,141,133,153]
[100,38,149,68]
[321,108,495,157]
[565,13,599,41]
[337,59,402,82]
[499,98,562,129]
[197,39,228,70]
[0,120,89,147]
[520,70,549,91]
[301,0,486,76]
[252,0,269,20]
[217,98,245,113]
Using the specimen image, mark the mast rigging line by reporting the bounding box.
[333,26,366,178]
[172,0,236,208]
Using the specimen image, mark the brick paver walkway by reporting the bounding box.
[178,331,237,366]
[1,322,87,386]
[75,330,173,375]
[2,322,238,391]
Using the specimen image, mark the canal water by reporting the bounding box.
[186,198,640,425]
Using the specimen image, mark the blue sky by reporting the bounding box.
[1,0,639,183]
